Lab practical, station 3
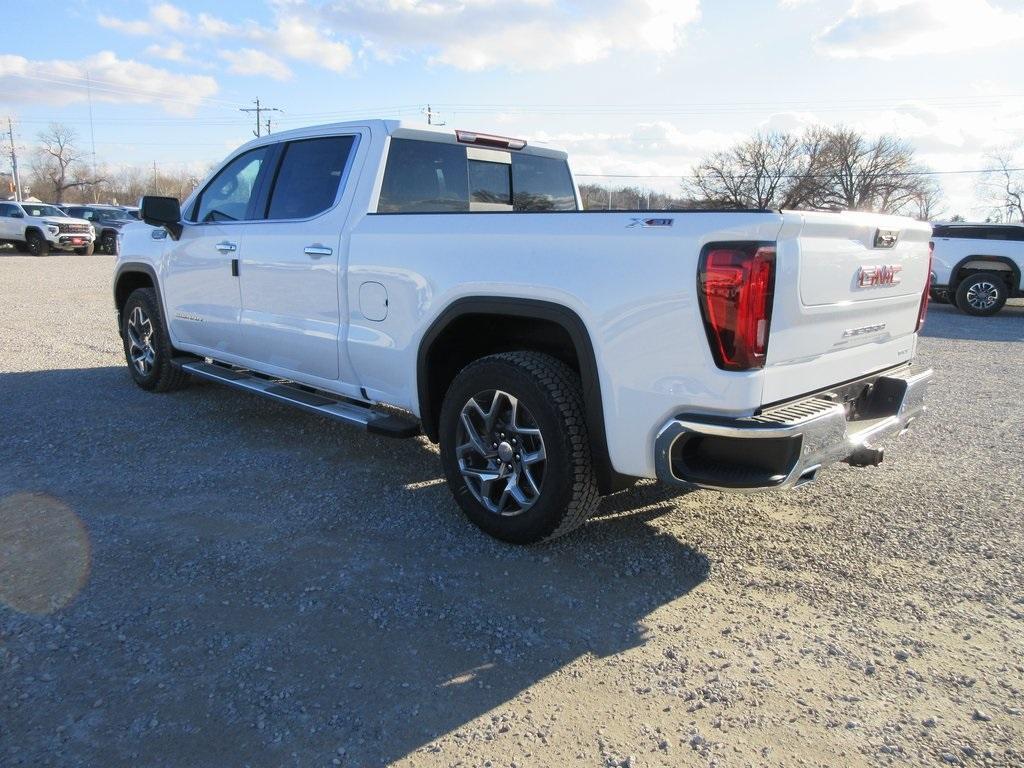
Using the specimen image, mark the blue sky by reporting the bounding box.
[3,0,1022,216]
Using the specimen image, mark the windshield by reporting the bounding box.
[21,204,67,218]
[78,208,123,222]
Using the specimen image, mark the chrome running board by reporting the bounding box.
[176,359,420,438]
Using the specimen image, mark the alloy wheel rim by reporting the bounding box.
[126,306,156,376]
[966,281,998,310]
[456,389,546,517]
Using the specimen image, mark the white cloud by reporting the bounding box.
[97,15,153,35]
[145,41,188,63]
[150,2,190,31]
[253,16,353,73]
[100,1,700,74]
[0,51,219,115]
[817,0,1024,59]
[98,3,188,35]
[220,48,293,81]
[197,12,236,36]
[318,0,701,71]
[100,3,354,75]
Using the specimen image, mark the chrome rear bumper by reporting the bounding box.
[654,365,933,491]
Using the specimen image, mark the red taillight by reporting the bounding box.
[698,243,776,371]
[916,243,933,332]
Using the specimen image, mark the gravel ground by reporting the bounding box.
[1,254,1022,768]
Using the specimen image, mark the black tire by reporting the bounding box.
[439,351,600,544]
[120,287,190,392]
[100,231,118,255]
[955,272,1007,316]
[26,231,49,257]
[74,243,95,256]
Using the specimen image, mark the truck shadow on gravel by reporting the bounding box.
[920,302,1024,342]
[1,365,710,767]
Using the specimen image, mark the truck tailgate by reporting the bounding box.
[763,210,932,404]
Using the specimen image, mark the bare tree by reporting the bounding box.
[687,125,940,216]
[29,123,102,203]
[689,132,807,209]
[978,151,1023,223]
[811,127,930,214]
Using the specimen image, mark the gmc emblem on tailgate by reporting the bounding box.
[858,264,903,288]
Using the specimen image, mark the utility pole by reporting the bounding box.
[423,104,445,126]
[239,98,282,138]
[86,71,98,203]
[5,117,22,202]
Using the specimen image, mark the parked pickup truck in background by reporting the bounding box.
[929,222,1024,315]
[113,120,933,543]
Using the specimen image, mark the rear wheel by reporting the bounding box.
[100,231,118,255]
[26,231,49,257]
[955,272,1007,316]
[439,351,599,544]
[120,287,190,392]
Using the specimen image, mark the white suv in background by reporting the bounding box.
[0,201,95,256]
[930,223,1024,315]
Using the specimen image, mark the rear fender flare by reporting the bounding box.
[416,296,624,492]
[950,255,1021,292]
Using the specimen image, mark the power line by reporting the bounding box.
[3,71,245,108]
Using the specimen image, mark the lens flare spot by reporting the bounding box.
[0,493,91,615]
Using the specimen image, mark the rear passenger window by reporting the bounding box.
[266,135,355,220]
[511,154,577,211]
[376,138,579,213]
[378,139,469,213]
[468,160,512,209]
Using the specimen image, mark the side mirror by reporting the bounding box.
[139,195,182,240]
[10,210,24,218]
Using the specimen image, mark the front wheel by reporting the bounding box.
[120,287,190,392]
[439,351,600,544]
[955,272,1007,316]
[26,231,49,257]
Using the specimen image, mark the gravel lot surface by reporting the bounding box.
[1,254,1022,767]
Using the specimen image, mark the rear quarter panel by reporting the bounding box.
[346,211,784,478]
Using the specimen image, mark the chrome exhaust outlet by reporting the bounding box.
[845,445,884,468]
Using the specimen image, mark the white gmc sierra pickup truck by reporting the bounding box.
[114,120,933,543]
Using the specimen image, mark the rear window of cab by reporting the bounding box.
[377,138,577,214]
